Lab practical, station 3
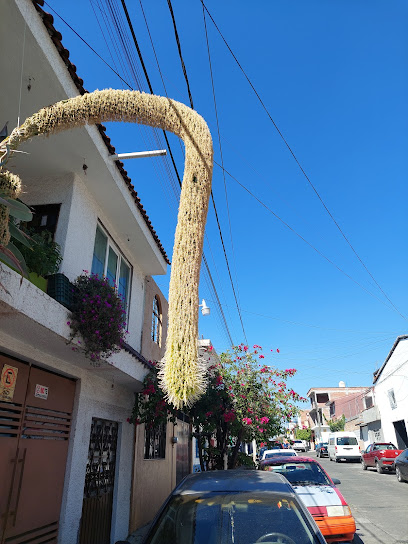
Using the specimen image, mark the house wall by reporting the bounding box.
[0,329,136,544]
[141,277,169,363]
[374,337,408,447]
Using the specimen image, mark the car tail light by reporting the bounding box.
[326,505,351,517]
[335,446,338,451]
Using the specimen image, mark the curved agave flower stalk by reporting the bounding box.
[0,89,213,408]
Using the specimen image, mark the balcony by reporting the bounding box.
[362,405,380,424]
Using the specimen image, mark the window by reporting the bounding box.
[22,203,61,238]
[388,389,397,410]
[91,224,131,312]
[151,295,162,346]
[365,396,373,409]
[144,422,166,459]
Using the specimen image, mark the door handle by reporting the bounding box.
[11,448,27,527]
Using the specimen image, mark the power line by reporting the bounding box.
[214,160,404,316]
[119,0,235,345]
[199,0,405,322]
[166,0,248,343]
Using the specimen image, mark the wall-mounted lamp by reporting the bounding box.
[199,299,210,316]
[171,436,178,444]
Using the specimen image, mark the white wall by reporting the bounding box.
[374,337,408,445]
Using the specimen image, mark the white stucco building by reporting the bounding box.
[373,335,408,449]
[0,1,169,542]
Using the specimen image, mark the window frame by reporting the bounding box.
[151,295,162,346]
[91,223,132,317]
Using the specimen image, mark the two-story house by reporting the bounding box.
[0,1,171,543]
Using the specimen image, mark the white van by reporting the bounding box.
[328,432,360,462]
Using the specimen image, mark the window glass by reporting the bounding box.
[118,260,130,310]
[107,247,118,287]
[337,437,358,446]
[151,296,162,346]
[92,226,107,277]
[91,224,131,317]
[144,422,166,459]
[146,494,318,544]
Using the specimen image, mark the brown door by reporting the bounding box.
[0,354,76,544]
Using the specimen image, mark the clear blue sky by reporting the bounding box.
[44,0,408,399]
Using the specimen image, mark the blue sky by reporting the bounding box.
[44,0,408,399]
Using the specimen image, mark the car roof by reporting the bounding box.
[262,456,319,465]
[174,469,295,495]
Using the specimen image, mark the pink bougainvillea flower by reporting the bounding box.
[277,348,280,353]
[259,354,265,359]
[242,417,252,425]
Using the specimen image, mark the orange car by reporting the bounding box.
[260,456,356,542]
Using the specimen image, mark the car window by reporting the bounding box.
[377,444,397,450]
[145,493,321,544]
[265,451,296,459]
[336,437,358,446]
[263,463,332,486]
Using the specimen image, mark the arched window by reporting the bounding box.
[151,295,162,346]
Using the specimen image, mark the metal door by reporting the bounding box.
[176,416,191,485]
[0,354,76,544]
[79,418,118,544]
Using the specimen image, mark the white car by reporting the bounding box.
[261,448,298,460]
[293,440,309,452]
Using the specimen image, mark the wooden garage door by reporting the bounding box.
[0,354,76,544]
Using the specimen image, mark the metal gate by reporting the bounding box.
[0,354,76,544]
[79,418,118,544]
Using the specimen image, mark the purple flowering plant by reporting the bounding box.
[67,271,128,364]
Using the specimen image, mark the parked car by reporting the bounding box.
[315,443,328,458]
[361,443,404,474]
[395,449,408,483]
[261,448,298,461]
[293,439,309,452]
[142,469,327,544]
[328,432,360,462]
[259,456,356,543]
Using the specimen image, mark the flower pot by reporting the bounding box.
[28,272,48,292]
[47,273,76,309]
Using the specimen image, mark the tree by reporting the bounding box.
[295,428,312,441]
[130,344,306,470]
[324,414,346,432]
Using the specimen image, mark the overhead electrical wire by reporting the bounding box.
[166,0,248,343]
[121,0,234,345]
[199,0,405,322]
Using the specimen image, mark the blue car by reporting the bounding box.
[143,470,326,544]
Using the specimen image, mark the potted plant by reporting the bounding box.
[13,228,62,291]
[67,272,128,365]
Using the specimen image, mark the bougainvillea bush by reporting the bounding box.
[130,344,306,470]
[67,272,128,364]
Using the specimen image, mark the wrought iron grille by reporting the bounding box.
[144,422,166,459]
[83,418,118,498]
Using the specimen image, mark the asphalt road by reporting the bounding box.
[305,451,408,544]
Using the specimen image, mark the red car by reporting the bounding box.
[361,443,403,473]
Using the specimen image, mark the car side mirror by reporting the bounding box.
[332,478,341,485]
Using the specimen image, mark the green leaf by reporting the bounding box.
[0,245,27,276]
[2,197,33,221]
[9,222,32,248]
[5,242,29,276]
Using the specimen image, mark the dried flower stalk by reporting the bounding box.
[1,89,213,408]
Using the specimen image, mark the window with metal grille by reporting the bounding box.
[144,422,166,459]
[151,295,162,346]
[91,223,131,315]
[388,389,397,410]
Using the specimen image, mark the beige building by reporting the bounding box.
[130,277,191,532]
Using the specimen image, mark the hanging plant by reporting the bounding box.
[67,271,128,365]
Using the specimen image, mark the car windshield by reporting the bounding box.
[337,437,358,446]
[145,492,320,544]
[262,462,332,487]
[375,444,397,450]
[265,451,296,459]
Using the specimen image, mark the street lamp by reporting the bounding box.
[199,299,210,316]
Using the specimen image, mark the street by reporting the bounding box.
[305,452,408,544]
